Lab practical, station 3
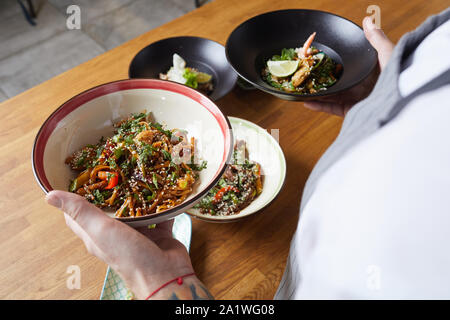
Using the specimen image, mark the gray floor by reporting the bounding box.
[0,0,202,103]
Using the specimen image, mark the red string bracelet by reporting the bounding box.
[145,272,196,300]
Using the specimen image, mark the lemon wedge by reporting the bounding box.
[196,72,212,83]
[267,60,299,77]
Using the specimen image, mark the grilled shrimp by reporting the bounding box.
[297,32,316,58]
[292,32,317,87]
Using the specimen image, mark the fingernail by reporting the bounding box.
[364,16,375,30]
[46,192,62,209]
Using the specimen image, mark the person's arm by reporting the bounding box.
[303,16,395,116]
[147,276,214,300]
[46,190,213,300]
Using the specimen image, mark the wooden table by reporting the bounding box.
[0,0,447,300]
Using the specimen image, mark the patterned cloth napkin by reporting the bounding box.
[99,213,192,300]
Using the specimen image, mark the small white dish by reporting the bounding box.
[186,116,287,222]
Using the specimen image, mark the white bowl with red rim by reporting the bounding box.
[32,79,233,227]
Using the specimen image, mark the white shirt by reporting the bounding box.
[278,21,450,299]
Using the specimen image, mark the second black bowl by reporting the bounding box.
[225,9,378,101]
[129,36,238,101]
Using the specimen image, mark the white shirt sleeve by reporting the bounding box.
[398,20,450,96]
[284,21,450,299]
[293,85,450,299]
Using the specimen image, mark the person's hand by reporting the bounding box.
[46,190,213,300]
[303,16,395,116]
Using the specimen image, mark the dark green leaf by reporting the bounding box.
[152,172,158,189]
[161,149,172,161]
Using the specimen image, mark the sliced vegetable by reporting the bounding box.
[69,180,78,193]
[267,60,299,78]
[151,122,172,138]
[98,171,119,189]
[68,168,92,192]
[196,72,212,84]
[178,179,188,190]
[214,186,240,203]
[187,160,207,171]
[106,173,118,189]
[161,149,172,161]
[147,193,156,202]
[106,188,118,206]
[152,172,158,189]
[311,52,325,71]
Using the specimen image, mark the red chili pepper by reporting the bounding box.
[98,171,119,189]
[214,186,239,203]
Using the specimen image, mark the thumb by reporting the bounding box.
[46,190,110,235]
[363,16,394,70]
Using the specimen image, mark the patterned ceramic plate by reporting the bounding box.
[99,213,192,300]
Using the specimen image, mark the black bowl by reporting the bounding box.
[225,9,377,101]
[129,36,238,101]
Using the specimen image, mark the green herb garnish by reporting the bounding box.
[151,122,172,138]
[183,68,198,89]
[161,149,172,161]
[138,143,155,163]
[188,160,207,171]
[271,48,296,61]
[152,172,158,189]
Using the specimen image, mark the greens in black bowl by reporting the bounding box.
[262,32,343,95]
